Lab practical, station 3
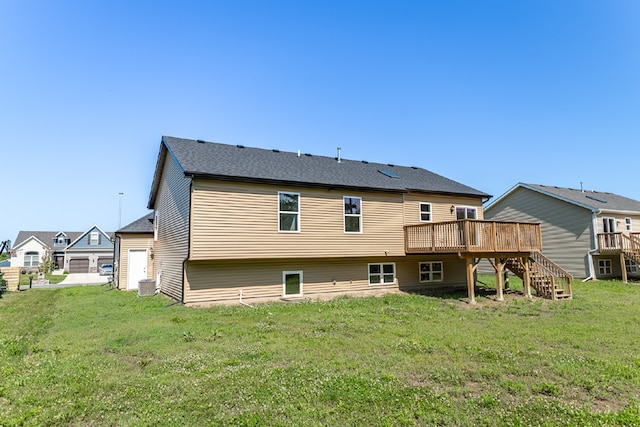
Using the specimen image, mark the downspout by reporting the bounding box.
[183,176,195,305]
[239,290,256,308]
[584,211,599,281]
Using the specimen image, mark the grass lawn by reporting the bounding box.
[1,278,639,426]
[19,272,67,287]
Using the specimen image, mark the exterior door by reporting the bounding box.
[602,217,616,248]
[127,249,147,290]
[456,207,478,246]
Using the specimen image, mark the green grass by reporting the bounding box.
[1,280,639,426]
[19,272,67,287]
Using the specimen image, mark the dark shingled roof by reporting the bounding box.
[117,212,154,234]
[525,184,640,213]
[13,231,84,250]
[149,136,489,207]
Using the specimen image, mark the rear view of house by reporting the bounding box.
[485,183,640,282]
[146,136,568,305]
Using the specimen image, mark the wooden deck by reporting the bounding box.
[597,232,640,283]
[404,220,542,255]
[597,232,640,254]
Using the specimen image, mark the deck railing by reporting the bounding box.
[404,220,542,254]
[597,232,640,253]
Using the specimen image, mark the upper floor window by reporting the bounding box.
[89,232,99,245]
[419,203,432,222]
[456,207,477,220]
[24,251,39,267]
[344,196,362,233]
[625,218,632,231]
[279,192,300,232]
[54,235,67,246]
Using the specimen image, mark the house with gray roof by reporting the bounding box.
[113,212,155,291]
[11,226,114,273]
[146,136,569,305]
[484,183,640,281]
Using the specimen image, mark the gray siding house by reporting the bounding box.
[484,183,640,281]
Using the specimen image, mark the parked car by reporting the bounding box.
[99,264,113,276]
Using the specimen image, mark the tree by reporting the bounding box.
[38,250,55,275]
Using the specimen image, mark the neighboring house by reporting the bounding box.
[0,259,10,268]
[146,136,568,305]
[113,212,155,290]
[484,183,640,282]
[11,225,114,273]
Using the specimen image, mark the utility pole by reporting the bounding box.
[118,192,124,229]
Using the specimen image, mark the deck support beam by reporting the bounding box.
[620,252,628,284]
[522,256,532,298]
[465,257,480,304]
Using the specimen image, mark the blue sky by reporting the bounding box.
[2,0,639,244]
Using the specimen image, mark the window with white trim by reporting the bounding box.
[598,259,612,275]
[344,196,362,233]
[279,192,300,232]
[419,261,443,282]
[283,271,303,297]
[419,203,432,222]
[368,263,395,285]
[24,251,39,267]
[625,259,637,274]
[89,232,99,245]
[456,206,477,220]
[625,218,632,231]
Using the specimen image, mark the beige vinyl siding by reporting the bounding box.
[596,213,640,234]
[153,153,191,301]
[190,180,406,260]
[183,255,467,304]
[116,234,154,290]
[485,187,593,278]
[402,193,484,224]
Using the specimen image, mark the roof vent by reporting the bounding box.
[304,153,312,157]
[387,164,394,167]
[586,195,607,203]
[411,166,418,170]
[197,139,205,143]
[362,160,369,164]
[272,149,280,153]
[237,145,245,149]
[378,169,399,178]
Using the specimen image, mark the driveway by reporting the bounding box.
[59,273,111,286]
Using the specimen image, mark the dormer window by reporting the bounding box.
[89,232,99,245]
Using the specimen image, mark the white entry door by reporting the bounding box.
[127,249,147,290]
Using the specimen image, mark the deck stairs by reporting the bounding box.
[622,234,640,265]
[505,252,572,300]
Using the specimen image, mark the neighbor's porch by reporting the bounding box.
[404,220,543,303]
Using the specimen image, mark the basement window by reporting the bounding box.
[369,263,395,285]
[598,259,612,275]
[419,261,443,282]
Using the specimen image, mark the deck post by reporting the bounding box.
[466,257,476,304]
[521,256,532,298]
[620,252,628,284]
[494,258,504,302]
